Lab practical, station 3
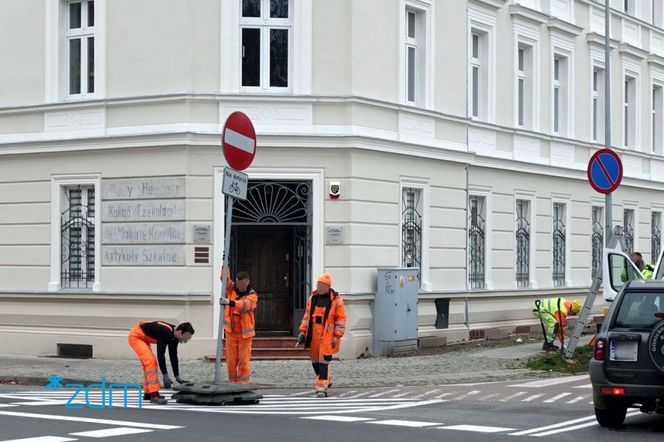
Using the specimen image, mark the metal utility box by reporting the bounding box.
[373,268,419,356]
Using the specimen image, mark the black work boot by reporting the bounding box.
[150,393,168,405]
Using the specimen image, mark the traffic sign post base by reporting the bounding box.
[172,382,264,406]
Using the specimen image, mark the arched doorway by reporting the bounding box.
[227,181,312,336]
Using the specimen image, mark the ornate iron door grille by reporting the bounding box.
[653,211,661,263]
[552,203,566,287]
[401,188,422,285]
[229,181,312,311]
[515,199,530,288]
[61,186,95,289]
[468,196,486,289]
[624,209,634,254]
[592,206,604,278]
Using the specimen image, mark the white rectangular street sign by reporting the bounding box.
[222,167,248,200]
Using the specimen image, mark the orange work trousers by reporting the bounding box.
[309,311,331,392]
[127,325,160,395]
[226,312,252,383]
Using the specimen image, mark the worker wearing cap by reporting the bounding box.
[296,272,347,398]
[532,298,581,352]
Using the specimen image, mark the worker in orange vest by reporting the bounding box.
[127,321,194,404]
[221,271,258,383]
[297,272,347,397]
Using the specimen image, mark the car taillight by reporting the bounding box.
[594,338,606,361]
[600,387,625,396]
[656,312,664,319]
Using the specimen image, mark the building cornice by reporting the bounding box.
[509,4,549,26]
[619,42,649,61]
[547,17,583,37]
[469,0,507,11]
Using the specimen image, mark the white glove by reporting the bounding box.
[220,298,231,306]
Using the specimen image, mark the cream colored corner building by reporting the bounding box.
[1,0,663,360]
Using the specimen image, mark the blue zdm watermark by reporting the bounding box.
[46,374,143,409]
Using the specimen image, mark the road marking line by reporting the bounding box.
[500,392,527,402]
[0,411,183,430]
[543,392,572,403]
[413,389,441,398]
[301,415,374,422]
[368,389,400,398]
[452,390,480,400]
[510,414,597,435]
[338,391,357,397]
[10,402,68,407]
[508,375,588,388]
[69,428,154,438]
[572,384,592,389]
[478,394,499,401]
[0,404,19,408]
[529,411,641,437]
[345,392,371,399]
[434,392,452,399]
[392,392,412,398]
[566,395,588,404]
[368,419,442,428]
[288,391,312,397]
[0,437,77,442]
[438,425,516,433]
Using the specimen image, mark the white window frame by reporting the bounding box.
[552,53,570,136]
[514,192,537,289]
[513,30,538,131]
[45,0,106,102]
[468,7,496,123]
[623,206,637,253]
[652,82,663,154]
[624,0,637,16]
[592,65,606,143]
[551,197,571,288]
[652,209,662,262]
[654,0,664,28]
[239,0,293,93]
[220,0,311,94]
[400,178,431,291]
[624,73,639,148]
[468,186,493,291]
[50,174,101,292]
[400,0,433,108]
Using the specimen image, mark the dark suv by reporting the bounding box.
[590,280,664,428]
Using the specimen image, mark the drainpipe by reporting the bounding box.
[464,0,470,332]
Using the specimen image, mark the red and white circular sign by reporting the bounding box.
[222,111,256,171]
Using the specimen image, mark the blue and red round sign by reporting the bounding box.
[587,149,623,194]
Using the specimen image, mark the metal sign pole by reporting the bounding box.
[214,195,235,385]
[604,0,613,247]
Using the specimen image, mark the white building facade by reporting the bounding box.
[0,0,663,360]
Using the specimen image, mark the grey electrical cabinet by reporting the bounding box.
[373,268,419,356]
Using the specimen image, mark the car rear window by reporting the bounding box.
[613,292,664,329]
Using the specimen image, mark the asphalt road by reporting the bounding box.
[0,376,662,441]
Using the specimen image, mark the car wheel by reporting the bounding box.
[595,405,627,428]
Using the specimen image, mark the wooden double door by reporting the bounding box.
[234,226,293,335]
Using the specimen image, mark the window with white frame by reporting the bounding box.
[624,76,637,148]
[469,195,486,290]
[61,186,96,289]
[470,30,489,120]
[401,187,423,285]
[654,0,664,28]
[553,55,568,136]
[653,84,663,153]
[517,43,534,129]
[515,199,531,288]
[552,202,566,287]
[593,67,605,143]
[624,208,635,254]
[66,0,95,97]
[404,7,426,105]
[241,0,291,91]
[624,0,636,16]
[652,211,662,262]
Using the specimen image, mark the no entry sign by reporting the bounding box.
[587,148,623,194]
[222,112,256,171]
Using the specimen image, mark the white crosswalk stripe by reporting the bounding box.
[0,390,444,416]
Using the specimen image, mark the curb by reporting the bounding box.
[0,376,98,387]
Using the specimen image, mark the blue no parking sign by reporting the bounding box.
[587,148,623,194]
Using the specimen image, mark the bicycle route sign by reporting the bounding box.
[222,168,248,201]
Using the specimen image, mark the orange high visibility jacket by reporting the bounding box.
[223,281,258,338]
[299,289,347,355]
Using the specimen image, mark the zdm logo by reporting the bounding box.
[46,374,143,409]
